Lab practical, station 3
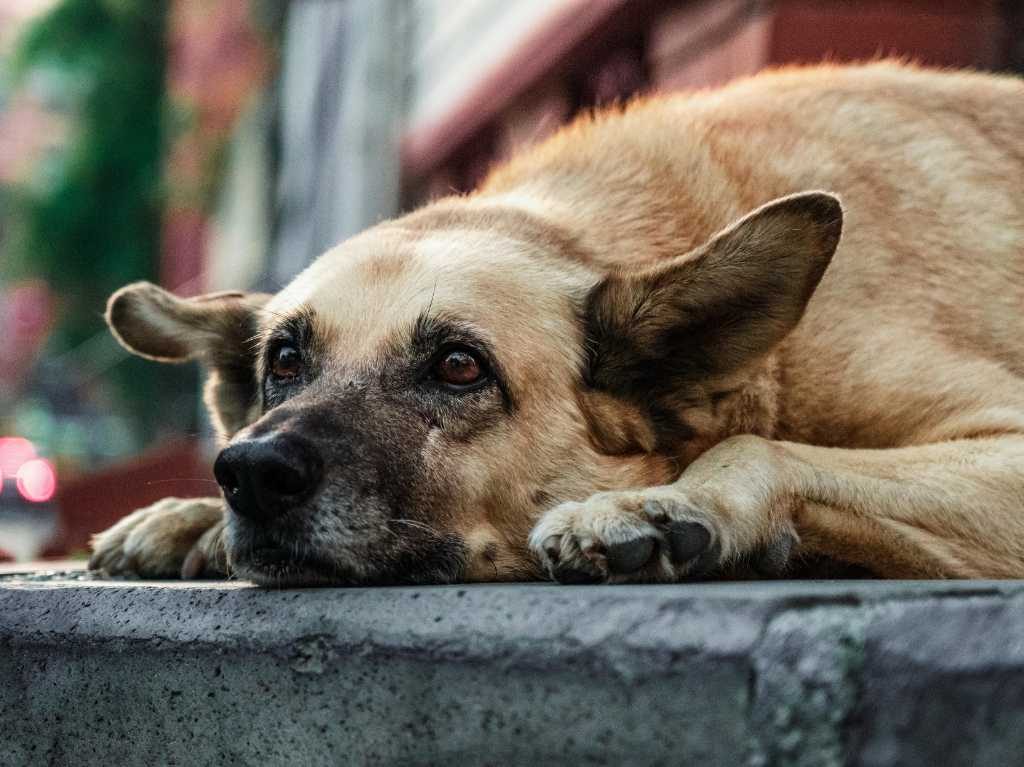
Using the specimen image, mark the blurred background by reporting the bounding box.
[0,0,1021,563]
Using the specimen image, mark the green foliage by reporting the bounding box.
[9,0,168,346]
[6,0,185,445]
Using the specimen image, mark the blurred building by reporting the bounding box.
[249,0,1022,291]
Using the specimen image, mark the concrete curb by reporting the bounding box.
[3,578,1024,766]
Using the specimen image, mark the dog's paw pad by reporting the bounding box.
[688,538,723,578]
[605,536,657,574]
[665,520,712,564]
[641,498,720,575]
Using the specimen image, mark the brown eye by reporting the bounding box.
[270,345,302,380]
[435,349,484,388]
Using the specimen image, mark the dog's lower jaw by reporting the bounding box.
[232,562,345,588]
[229,549,357,587]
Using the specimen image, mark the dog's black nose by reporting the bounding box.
[214,435,323,521]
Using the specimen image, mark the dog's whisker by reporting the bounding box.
[389,518,444,538]
[145,479,221,486]
[257,306,290,322]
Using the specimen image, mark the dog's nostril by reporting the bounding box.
[213,452,241,495]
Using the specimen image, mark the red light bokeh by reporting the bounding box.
[0,436,36,477]
[16,458,57,503]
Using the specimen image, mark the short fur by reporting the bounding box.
[91,62,1024,585]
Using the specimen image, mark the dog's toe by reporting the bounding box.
[539,531,606,584]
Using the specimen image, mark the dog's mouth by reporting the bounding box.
[232,545,355,587]
[226,511,469,587]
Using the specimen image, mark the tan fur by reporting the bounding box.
[92,62,1024,583]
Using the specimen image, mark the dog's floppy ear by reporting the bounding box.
[585,191,843,396]
[106,281,271,440]
[106,281,269,363]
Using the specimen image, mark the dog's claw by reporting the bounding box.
[541,535,562,565]
[641,499,671,524]
[552,564,603,584]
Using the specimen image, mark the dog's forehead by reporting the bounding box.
[264,224,590,359]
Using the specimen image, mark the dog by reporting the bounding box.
[89,62,1024,586]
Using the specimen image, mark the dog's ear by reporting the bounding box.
[106,281,268,363]
[585,191,843,396]
[106,281,271,440]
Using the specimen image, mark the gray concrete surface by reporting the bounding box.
[3,576,1024,766]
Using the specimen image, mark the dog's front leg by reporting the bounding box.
[780,436,1024,578]
[530,435,799,583]
[530,433,1024,582]
[89,496,228,579]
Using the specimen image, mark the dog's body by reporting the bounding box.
[90,62,1024,584]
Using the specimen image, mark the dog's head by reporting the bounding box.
[106,192,841,585]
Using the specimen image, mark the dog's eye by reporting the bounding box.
[434,349,485,389]
[270,345,302,380]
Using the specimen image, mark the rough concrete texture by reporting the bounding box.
[3,577,1024,766]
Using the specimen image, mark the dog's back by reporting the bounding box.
[483,62,1024,448]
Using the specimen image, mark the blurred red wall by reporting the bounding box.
[47,439,214,556]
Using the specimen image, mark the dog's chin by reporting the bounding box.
[231,546,356,588]
[225,523,468,587]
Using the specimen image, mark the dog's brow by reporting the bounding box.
[253,305,326,382]
[409,312,486,353]
[259,305,315,343]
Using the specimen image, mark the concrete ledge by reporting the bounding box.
[3,577,1024,765]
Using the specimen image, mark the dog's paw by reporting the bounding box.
[89,497,227,579]
[528,488,796,584]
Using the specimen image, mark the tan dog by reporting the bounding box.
[89,62,1024,585]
